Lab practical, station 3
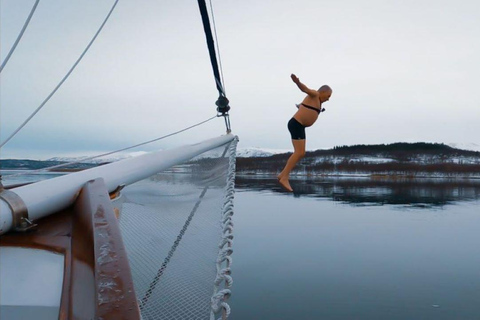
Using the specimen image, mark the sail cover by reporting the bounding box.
[119,137,238,319]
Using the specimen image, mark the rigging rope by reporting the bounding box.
[0,0,39,73]
[198,0,231,134]
[198,0,224,97]
[0,0,119,149]
[2,115,217,178]
[208,0,226,95]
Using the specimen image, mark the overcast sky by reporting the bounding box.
[1,0,479,159]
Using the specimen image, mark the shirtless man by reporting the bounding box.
[277,74,333,192]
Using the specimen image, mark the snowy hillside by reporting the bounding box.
[47,151,149,164]
[447,143,480,152]
[236,147,289,157]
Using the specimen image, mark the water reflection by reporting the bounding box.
[235,175,480,206]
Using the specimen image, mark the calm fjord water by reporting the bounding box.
[3,172,479,319]
[230,176,480,320]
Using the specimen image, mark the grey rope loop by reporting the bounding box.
[0,0,119,149]
[0,0,40,73]
[210,137,237,320]
[2,114,217,178]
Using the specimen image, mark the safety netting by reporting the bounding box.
[118,137,238,320]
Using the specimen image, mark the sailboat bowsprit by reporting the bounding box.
[0,1,237,319]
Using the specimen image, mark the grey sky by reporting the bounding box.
[1,0,479,159]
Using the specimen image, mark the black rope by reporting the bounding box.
[208,0,226,94]
[197,0,231,125]
[197,0,224,96]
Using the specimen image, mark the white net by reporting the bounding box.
[118,137,238,320]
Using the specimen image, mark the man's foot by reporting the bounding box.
[277,175,293,192]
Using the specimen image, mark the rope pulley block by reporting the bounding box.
[216,96,230,114]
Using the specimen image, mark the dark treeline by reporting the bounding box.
[332,142,455,153]
[310,162,480,175]
[307,142,479,157]
[325,143,480,160]
[237,158,480,175]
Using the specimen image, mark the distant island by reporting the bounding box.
[235,142,480,178]
[0,159,99,171]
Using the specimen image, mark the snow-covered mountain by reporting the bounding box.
[47,151,149,164]
[46,148,283,163]
[447,143,480,152]
[236,147,289,158]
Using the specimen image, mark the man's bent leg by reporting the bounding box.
[278,139,306,192]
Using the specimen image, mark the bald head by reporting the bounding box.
[318,85,332,93]
[318,85,332,103]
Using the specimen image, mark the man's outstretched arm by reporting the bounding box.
[291,74,319,97]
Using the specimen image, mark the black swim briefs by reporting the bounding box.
[288,117,306,140]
